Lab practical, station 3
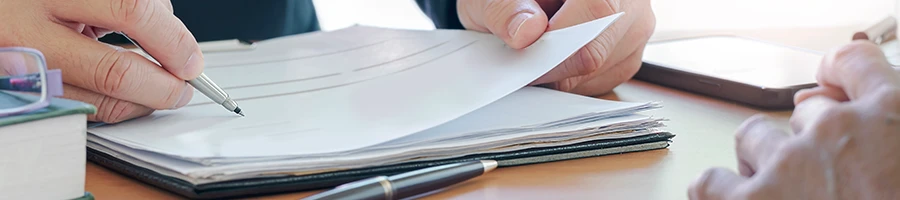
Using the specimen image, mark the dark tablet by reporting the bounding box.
[634,35,821,109]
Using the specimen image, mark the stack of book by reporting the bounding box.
[0,92,96,200]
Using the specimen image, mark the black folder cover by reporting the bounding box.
[87,132,675,199]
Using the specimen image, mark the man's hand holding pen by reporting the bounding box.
[0,0,206,123]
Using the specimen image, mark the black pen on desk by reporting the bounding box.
[302,160,498,200]
[117,32,245,116]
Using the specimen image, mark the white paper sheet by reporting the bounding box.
[85,86,663,184]
[87,13,623,159]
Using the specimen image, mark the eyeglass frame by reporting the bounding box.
[0,47,63,117]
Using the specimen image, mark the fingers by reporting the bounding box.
[794,86,850,104]
[562,45,645,95]
[790,95,842,133]
[51,0,204,80]
[530,0,645,85]
[457,0,549,49]
[818,40,900,100]
[688,168,748,200]
[546,0,623,31]
[735,115,790,177]
[62,84,154,123]
[41,25,194,110]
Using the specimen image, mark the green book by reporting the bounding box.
[0,92,96,127]
[72,192,94,200]
[0,92,97,200]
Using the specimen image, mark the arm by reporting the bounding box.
[414,0,464,29]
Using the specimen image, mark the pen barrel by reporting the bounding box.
[188,73,230,104]
[388,162,485,199]
[302,176,393,200]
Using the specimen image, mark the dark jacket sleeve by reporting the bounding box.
[415,0,464,29]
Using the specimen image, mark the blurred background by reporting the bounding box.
[312,0,896,31]
[311,0,899,52]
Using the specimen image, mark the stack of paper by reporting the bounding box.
[85,13,673,194]
[88,87,666,184]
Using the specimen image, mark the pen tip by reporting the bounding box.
[234,107,244,117]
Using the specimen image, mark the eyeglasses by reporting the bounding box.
[0,47,63,117]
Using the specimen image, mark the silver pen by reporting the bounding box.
[117,32,244,116]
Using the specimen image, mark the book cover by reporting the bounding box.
[0,93,96,127]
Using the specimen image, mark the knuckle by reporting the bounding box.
[804,106,858,143]
[557,77,580,92]
[829,41,882,70]
[483,0,505,12]
[585,0,618,19]
[94,50,138,98]
[483,0,516,30]
[771,142,806,169]
[171,31,191,50]
[832,41,878,61]
[161,82,184,109]
[110,0,153,28]
[95,96,138,123]
[736,115,769,141]
[816,106,855,128]
[690,168,740,200]
[575,40,608,76]
[689,169,716,199]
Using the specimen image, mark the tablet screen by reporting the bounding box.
[642,36,822,89]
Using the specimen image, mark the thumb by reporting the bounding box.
[457,0,549,49]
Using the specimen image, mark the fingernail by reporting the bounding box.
[183,52,204,79]
[508,12,534,39]
[174,84,193,109]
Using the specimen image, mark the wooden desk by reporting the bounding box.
[85,26,863,199]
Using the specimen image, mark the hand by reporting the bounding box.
[456,0,656,96]
[688,41,900,199]
[0,0,204,123]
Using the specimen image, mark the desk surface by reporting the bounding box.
[84,26,861,199]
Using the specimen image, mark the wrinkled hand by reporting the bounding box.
[0,0,203,123]
[689,41,900,199]
[457,0,655,96]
